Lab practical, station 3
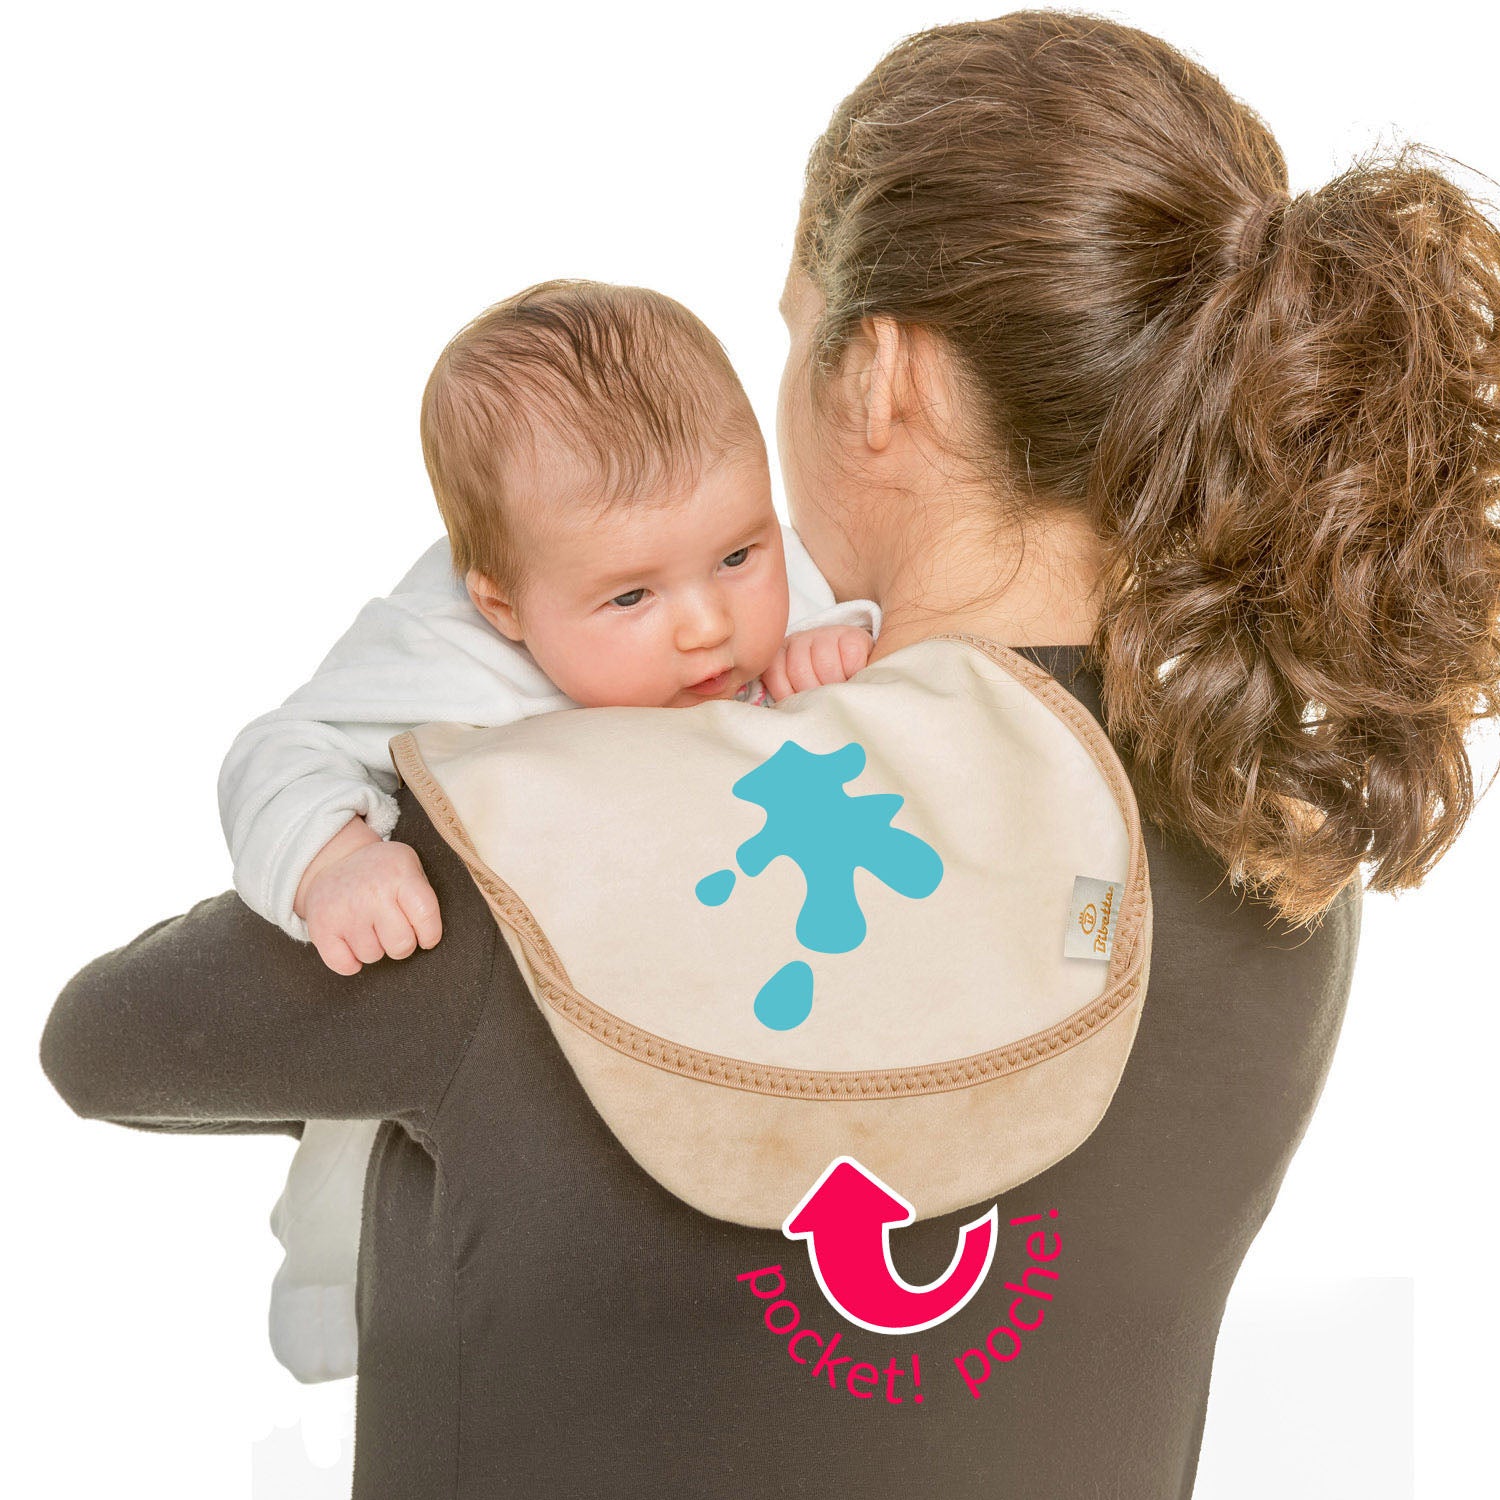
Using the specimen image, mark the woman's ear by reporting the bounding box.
[861,318,975,460]
[465,570,525,642]
[859,315,913,453]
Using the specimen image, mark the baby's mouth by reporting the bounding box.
[686,668,733,696]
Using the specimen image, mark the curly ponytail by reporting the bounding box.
[1093,149,1500,921]
[795,11,1500,923]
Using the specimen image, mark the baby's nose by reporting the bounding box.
[675,592,733,650]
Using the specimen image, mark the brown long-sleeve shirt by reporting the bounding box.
[39,646,1361,1497]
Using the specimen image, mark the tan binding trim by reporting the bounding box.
[390,632,1149,1101]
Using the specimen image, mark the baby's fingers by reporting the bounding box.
[373,901,421,961]
[838,627,875,677]
[785,630,850,690]
[397,876,443,951]
[313,933,363,977]
[346,924,388,967]
[807,630,853,686]
[781,633,821,693]
[761,644,794,703]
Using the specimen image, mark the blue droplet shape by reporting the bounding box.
[695,868,736,907]
[754,961,814,1030]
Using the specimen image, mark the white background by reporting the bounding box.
[6,3,1495,1495]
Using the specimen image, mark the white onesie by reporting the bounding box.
[219,526,880,1382]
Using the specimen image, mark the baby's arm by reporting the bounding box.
[767,523,882,701]
[220,540,574,969]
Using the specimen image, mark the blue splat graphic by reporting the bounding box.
[694,739,944,1029]
[755,961,814,1030]
[734,741,944,952]
[695,869,736,906]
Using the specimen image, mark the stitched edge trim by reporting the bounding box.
[389,631,1150,1101]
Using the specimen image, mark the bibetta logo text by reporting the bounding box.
[1092,884,1114,954]
[1074,887,1115,953]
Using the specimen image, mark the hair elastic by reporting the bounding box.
[1234,192,1291,273]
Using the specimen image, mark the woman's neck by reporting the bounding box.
[866,507,1107,664]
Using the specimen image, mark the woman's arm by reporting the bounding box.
[39,788,501,1135]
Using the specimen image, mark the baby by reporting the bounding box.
[219,279,882,1381]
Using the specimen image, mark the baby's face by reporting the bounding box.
[484,445,790,708]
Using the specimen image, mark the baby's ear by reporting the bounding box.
[465,570,524,643]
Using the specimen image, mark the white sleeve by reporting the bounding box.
[217,539,576,941]
[781,523,882,639]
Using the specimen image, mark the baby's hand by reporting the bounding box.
[294,818,443,976]
[761,625,875,702]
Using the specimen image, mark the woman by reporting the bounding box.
[41,13,1500,1496]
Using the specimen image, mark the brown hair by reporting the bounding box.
[420,279,762,601]
[794,11,1500,923]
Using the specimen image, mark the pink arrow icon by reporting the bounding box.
[782,1155,998,1334]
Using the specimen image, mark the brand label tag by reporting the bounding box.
[1064,875,1124,962]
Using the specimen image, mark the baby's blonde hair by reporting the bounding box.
[420,279,764,601]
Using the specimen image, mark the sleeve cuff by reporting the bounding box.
[786,597,883,639]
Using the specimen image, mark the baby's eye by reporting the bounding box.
[610,588,647,609]
[722,547,751,568]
